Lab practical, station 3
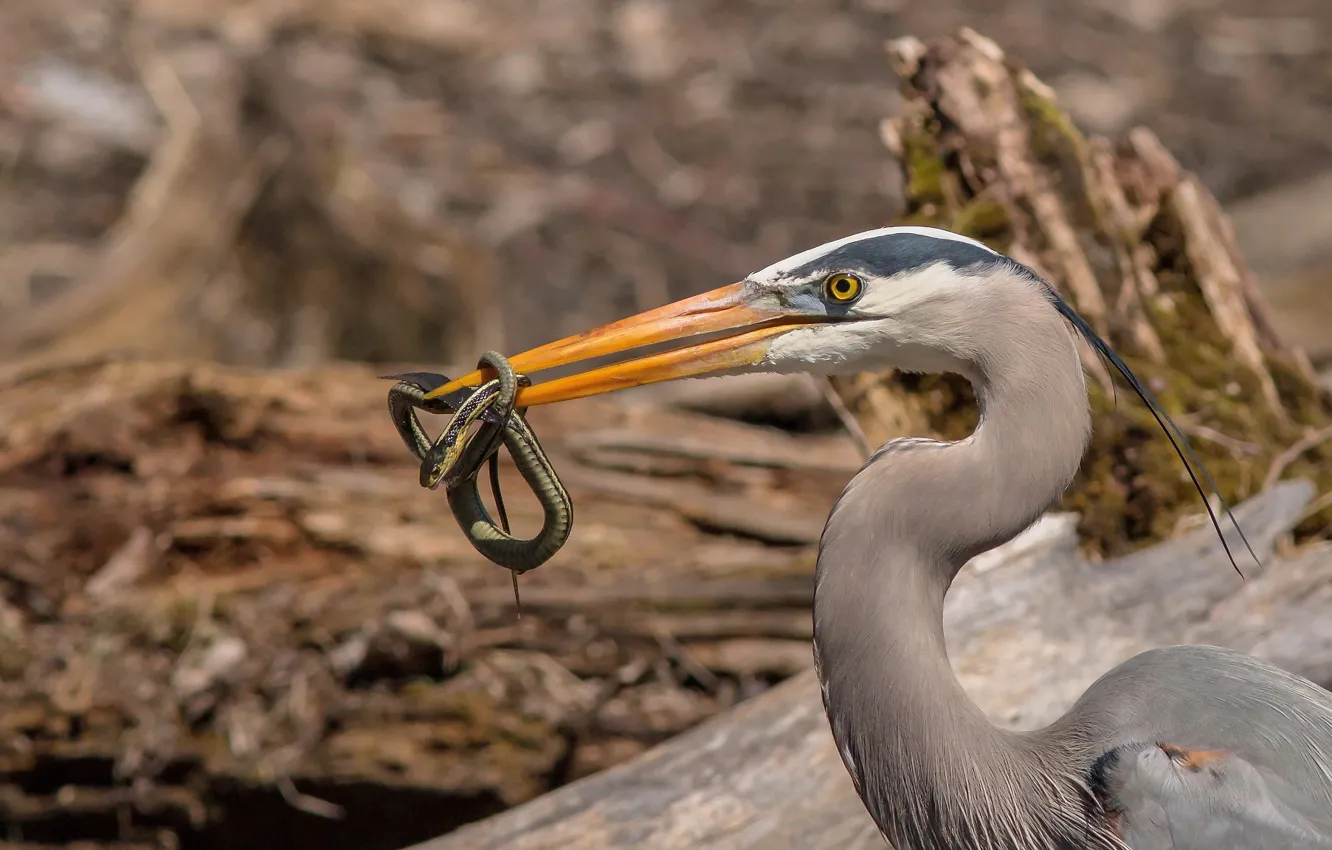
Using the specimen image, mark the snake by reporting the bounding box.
[383,351,573,576]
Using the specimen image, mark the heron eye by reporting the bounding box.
[822,272,863,304]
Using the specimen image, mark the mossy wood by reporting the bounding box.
[829,29,1332,553]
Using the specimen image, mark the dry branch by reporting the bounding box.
[0,15,505,371]
[0,42,279,361]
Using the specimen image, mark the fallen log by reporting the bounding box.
[413,481,1325,850]
[0,354,860,849]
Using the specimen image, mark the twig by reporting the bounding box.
[124,47,202,225]
[1263,425,1332,491]
[1174,419,1264,457]
[652,627,721,692]
[425,572,475,636]
[814,376,873,459]
[1298,488,1332,526]
[276,776,345,820]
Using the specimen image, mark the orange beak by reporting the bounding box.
[424,281,818,407]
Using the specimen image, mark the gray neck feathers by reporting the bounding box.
[812,276,1109,849]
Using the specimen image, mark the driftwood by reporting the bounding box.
[415,482,1326,850]
[11,370,1324,850]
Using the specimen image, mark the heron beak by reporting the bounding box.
[423,281,817,407]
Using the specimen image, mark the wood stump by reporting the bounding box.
[831,29,1332,554]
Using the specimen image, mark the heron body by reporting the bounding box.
[1092,739,1332,849]
[430,226,1332,848]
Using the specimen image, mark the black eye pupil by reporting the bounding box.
[824,273,859,302]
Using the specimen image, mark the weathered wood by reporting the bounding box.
[412,481,1325,850]
[832,29,1332,554]
[14,365,1322,850]
[0,354,856,847]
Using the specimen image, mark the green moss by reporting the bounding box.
[949,196,1011,248]
[900,119,948,210]
[92,595,200,653]
[159,597,201,652]
[1056,220,1332,553]
[1010,81,1332,550]
[1018,86,1084,164]
[392,684,558,758]
[874,72,1332,556]
[1016,84,1132,294]
[1268,352,1332,426]
[897,208,943,229]
[898,372,978,440]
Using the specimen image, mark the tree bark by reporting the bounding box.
[830,28,1332,553]
[0,354,868,848]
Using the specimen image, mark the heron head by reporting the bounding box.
[424,226,1043,407]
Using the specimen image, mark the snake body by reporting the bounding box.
[384,353,572,574]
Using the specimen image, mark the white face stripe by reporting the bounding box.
[850,260,966,316]
[752,226,999,281]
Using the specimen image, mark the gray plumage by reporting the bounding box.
[739,227,1332,849]
[483,223,1332,849]
[1092,739,1332,849]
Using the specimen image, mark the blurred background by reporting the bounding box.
[0,0,1329,377]
[2,1,1332,849]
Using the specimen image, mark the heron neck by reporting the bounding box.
[812,287,1094,848]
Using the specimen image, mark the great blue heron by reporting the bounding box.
[426,226,1332,848]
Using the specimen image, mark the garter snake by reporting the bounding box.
[384,352,573,575]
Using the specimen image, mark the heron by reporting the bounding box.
[425,226,1332,848]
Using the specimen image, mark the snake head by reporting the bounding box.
[421,462,446,491]
[420,426,483,491]
[420,440,465,490]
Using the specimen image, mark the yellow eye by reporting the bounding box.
[823,272,863,303]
